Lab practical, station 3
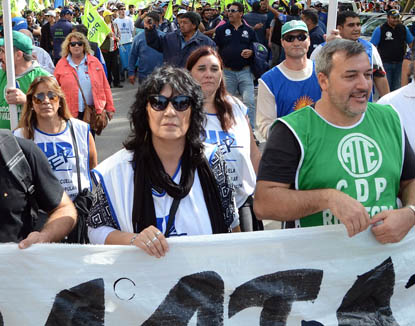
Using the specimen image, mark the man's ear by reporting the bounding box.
[317,71,329,92]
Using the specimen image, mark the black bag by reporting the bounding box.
[65,120,92,244]
[251,42,270,79]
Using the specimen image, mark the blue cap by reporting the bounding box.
[12,17,28,31]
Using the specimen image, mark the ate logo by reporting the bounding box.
[337,133,382,178]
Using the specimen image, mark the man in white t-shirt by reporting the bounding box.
[114,4,135,80]
[310,11,390,99]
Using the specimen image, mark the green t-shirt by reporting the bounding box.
[0,63,50,130]
[280,103,404,228]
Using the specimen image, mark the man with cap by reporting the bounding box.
[145,11,215,67]
[51,8,74,64]
[0,31,50,129]
[40,10,56,56]
[254,39,415,244]
[214,2,257,128]
[370,9,414,91]
[256,20,321,139]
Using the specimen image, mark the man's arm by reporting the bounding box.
[370,26,381,46]
[374,76,390,97]
[254,181,370,237]
[144,22,164,53]
[19,192,77,248]
[256,79,277,139]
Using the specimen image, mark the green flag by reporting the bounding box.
[82,0,111,47]
[164,0,173,21]
[29,0,44,12]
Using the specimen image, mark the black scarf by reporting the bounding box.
[131,141,228,235]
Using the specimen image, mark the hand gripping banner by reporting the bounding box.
[0,225,413,325]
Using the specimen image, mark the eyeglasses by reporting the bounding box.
[148,95,192,112]
[283,33,308,42]
[227,9,239,13]
[33,91,59,104]
[69,41,83,47]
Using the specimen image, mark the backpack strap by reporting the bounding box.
[0,130,34,196]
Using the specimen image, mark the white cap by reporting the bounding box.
[177,9,187,15]
[45,10,56,17]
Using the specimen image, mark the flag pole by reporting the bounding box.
[2,0,18,130]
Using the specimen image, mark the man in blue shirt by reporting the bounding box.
[51,8,73,64]
[301,9,324,58]
[145,11,215,67]
[370,9,414,91]
[128,11,164,84]
[214,2,257,128]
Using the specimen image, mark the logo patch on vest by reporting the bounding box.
[337,133,382,178]
[385,31,394,41]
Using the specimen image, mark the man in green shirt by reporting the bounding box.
[0,31,50,129]
[255,39,415,244]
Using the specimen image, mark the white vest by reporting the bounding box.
[92,145,227,237]
[14,118,92,200]
[203,96,256,207]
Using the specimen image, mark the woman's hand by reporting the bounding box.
[132,226,169,258]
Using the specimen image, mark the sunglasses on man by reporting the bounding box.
[283,33,308,42]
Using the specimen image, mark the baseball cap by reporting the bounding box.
[61,8,73,16]
[12,17,28,31]
[0,31,33,54]
[103,10,114,18]
[281,20,308,36]
[388,9,400,17]
[177,9,187,15]
[45,10,56,17]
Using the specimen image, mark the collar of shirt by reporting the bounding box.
[402,81,415,98]
[67,54,87,70]
[180,30,198,49]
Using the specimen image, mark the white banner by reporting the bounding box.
[0,225,414,325]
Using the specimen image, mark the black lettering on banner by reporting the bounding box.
[142,271,224,326]
[405,274,415,289]
[302,321,324,326]
[228,269,324,325]
[337,257,399,325]
[45,278,105,326]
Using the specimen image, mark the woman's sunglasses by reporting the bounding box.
[148,95,192,112]
[33,91,59,104]
[283,33,308,42]
[69,41,84,47]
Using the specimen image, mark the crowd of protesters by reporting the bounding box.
[0,0,414,256]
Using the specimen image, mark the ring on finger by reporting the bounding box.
[145,240,152,247]
[155,230,162,237]
[151,236,158,242]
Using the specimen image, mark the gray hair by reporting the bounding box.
[315,39,367,76]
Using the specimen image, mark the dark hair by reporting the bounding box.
[180,12,200,27]
[147,11,161,23]
[186,46,235,132]
[72,23,88,36]
[252,2,261,12]
[316,39,366,76]
[124,66,206,164]
[231,2,244,13]
[302,9,318,25]
[290,5,299,15]
[337,10,359,26]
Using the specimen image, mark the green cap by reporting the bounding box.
[281,20,308,37]
[0,31,33,54]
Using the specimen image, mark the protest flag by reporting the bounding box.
[164,0,173,21]
[82,0,111,47]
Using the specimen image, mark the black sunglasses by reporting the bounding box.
[33,91,59,104]
[283,33,308,42]
[227,9,239,13]
[69,41,83,47]
[148,95,192,112]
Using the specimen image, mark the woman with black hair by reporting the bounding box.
[87,66,239,258]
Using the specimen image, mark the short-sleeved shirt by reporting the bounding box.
[0,137,63,242]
